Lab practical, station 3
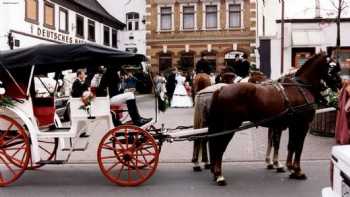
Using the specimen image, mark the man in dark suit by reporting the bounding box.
[71,70,89,98]
[166,69,177,102]
[70,69,90,138]
[233,54,250,78]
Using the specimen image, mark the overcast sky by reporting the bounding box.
[285,0,350,18]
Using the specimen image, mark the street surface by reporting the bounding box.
[1,94,336,197]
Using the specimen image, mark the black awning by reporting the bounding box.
[0,43,146,74]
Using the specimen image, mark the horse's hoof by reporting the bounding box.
[216,176,227,186]
[267,164,274,170]
[204,164,211,170]
[289,173,307,180]
[217,180,227,186]
[193,166,202,172]
[287,165,294,172]
[276,167,286,173]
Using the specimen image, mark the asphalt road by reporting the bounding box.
[0,161,330,197]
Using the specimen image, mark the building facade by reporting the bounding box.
[255,0,280,78]
[273,18,350,78]
[146,0,257,73]
[98,0,147,56]
[0,0,125,50]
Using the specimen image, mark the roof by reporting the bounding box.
[0,43,146,74]
[51,0,125,29]
[276,18,350,24]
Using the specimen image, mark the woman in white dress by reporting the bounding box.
[171,72,193,108]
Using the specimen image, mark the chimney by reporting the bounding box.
[315,0,321,18]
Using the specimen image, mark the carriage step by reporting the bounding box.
[37,160,66,165]
[61,142,89,152]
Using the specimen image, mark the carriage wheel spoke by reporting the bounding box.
[101,155,117,160]
[110,136,126,151]
[138,150,149,165]
[124,128,129,149]
[132,133,139,147]
[0,155,16,176]
[102,143,117,151]
[130,160,145,179]
[9,143,25,158]
[117,163,125,178]
[127,162,131,181]
[133,149,147,165]
[106,161,121,173]
[0,128,9,141]
[6,123,14,131]
[2,134,21,147]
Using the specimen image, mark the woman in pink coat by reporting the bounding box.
[336,78,350,144]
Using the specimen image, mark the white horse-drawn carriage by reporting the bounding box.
[0,44,169,186]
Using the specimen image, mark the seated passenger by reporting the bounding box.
[97,67,152,126]
[70,69,91,138]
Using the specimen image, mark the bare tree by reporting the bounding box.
[330,0,349,63]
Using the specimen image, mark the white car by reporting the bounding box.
[322,145,350,197]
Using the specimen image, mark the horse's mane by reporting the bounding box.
[295,53,326,76]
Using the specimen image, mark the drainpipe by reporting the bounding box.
[315,0,321,18]
[280,0,285,74]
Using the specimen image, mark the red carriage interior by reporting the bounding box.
[32,96,55,128]
[2,76,56,128]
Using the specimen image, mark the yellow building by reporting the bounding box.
[146,0,257,73]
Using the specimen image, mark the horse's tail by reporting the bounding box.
[208,89,222,134]
[193,96,203,129]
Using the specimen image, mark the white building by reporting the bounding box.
[256,0,350,79]
[99,0,146,55]
[0,0,125,50]
[255,0,281,79]
[274,18,350,78]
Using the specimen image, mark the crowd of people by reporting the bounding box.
[154,53,251,109]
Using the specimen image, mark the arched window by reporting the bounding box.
[126,12,140,31]
[179,51,195,71]
[201,51,217,70]
[25,0,38,23]
[224,51,244,67]
[159,52,172,71]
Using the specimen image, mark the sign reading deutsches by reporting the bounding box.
[31,25,84,44]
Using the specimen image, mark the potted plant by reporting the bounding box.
[310,88,338,137]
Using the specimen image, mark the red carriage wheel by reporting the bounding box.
[97,125,159,186]
[28,138,58,170]
[0,114,30,186]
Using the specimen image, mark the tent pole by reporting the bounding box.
[27,65,35,97]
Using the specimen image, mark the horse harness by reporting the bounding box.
[266,77,317,117]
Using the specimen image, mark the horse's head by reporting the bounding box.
[296,53,341,92]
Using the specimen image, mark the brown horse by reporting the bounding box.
[191,73,212,171]
[191,71,268,171]
[208,53,341,185]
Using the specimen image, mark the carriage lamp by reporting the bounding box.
[7,32,14,50]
